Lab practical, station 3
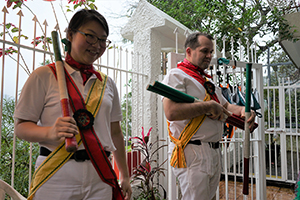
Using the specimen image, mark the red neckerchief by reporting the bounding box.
[49,63,124,200]
[65,53,102,85]
[177,58,219,103]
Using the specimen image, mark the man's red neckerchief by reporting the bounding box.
[65,53,102,85]
[177,58,219,103]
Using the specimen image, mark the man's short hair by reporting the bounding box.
[184,32,214,50]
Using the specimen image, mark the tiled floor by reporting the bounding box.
[218,180,295,200]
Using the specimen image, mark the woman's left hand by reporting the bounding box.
[120,177,132,200]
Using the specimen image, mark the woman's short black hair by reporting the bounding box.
[67,9,109,35]
[65,9,109,51]
[184,32,214,50]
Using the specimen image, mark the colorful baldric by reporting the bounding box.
[168,59,221,168]
[168,92,210,168]
[28,64,123,200]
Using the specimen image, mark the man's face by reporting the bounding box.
[187,35,214,70]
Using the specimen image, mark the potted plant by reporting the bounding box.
[129,127,168,200]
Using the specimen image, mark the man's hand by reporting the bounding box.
[248,110,256,132]
[206,100,232,121]
[240,108,256,132]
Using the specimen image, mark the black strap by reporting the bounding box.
[187,140,220,149]
[208,141,220,149]
[40,147,111,162]
[187,140,202,145]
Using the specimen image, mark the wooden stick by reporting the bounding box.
[51,31,78,152]
[243,63,252,195]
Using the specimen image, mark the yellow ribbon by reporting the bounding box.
[28,72,107,200]
[169,92,210,168]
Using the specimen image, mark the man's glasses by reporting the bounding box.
[76,30,111,48]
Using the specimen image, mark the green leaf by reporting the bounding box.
[5,23,12,29]
[21,35,28,40]
[11,27,19,33]
[88,4,96,10]
[74,4,80,10]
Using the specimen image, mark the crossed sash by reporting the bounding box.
[169,92,210,168]
[28,63,123,200]
[168,60,221,168]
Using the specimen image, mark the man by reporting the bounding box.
[162,32,256,200]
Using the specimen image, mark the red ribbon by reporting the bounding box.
[177,58,219,103]
[65,53,102,85]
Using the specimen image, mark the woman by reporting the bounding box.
[14,9,131,200]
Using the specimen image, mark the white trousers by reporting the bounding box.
[171,142,221,200]
[33,156,112,200]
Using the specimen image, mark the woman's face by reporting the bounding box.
[68,20,107,65]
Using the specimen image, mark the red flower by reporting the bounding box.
[0,47,18,57]
[68,0,86,4]
[31,36,52,48]
[6,1,12,8]
[6,0,27,8]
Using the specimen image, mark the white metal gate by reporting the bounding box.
[264,77,300,184]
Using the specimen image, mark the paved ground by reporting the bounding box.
[218,179,295,200]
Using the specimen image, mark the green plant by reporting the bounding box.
[130,127,168,200]
[0,96,39,198]
[146,0,298,59]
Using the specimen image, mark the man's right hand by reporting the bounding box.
[206,100,231,121]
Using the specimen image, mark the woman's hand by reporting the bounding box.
[120,177,132,200]
[46,116,79,146]
[15,117,78,149]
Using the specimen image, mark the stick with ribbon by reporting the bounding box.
[51,31,78,152]
[243,63,252,195]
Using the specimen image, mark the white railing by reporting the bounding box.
[264,77,300,183]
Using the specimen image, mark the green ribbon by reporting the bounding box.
[61,38,70,52]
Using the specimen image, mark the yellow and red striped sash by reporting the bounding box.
[28,64,123,200]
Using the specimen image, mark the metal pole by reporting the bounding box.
[267,47,271,86]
